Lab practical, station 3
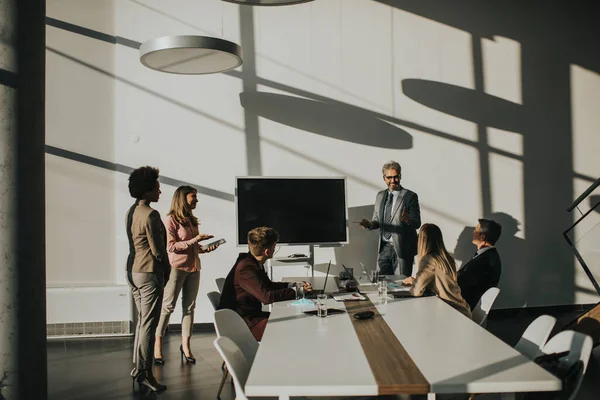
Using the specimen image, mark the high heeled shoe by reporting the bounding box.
[180,345,196,363]
[137,372,167,393]
[153,356,165,365]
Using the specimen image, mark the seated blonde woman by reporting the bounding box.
[402,223,472,319]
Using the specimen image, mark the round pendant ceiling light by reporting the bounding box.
[140,35,243,75]
[221,0,314,6]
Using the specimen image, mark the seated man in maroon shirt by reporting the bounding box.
[218,226,312,341]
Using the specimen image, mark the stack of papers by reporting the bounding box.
[332,293,366,301]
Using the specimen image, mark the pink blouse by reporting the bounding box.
[164,215,201,272]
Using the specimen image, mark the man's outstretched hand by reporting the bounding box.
[359,219,373,229]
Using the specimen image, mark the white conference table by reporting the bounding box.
[245,286,561,400]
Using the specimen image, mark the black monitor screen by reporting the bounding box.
[236,177,348,245]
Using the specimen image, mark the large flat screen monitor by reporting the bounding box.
[236,177,348,246]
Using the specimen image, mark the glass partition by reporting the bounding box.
[565,193,600,303]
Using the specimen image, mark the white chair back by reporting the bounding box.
[214,309,259,365]
[515,315,557,360]
[472,287,500,327]
[214,337,250,400]
[207,291,221,311]
[215,277,226,293]
[541,330,593,400]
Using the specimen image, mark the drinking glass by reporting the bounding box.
[368,270,379,284]
[378,281,388,305]
[296,283,305,300]
[317,294,328,318]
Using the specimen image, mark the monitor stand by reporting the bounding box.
[267,245,315,280]
[308,244,315,278]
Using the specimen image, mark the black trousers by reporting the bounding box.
[377,241,414,276]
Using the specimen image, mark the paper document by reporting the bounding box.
[332,293,366,301]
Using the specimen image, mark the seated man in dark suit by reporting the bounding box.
[218,226,312,341]
[457,218,502,310]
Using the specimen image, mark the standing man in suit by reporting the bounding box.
[218,227,312,341]
[360,161,421,276]
[457,219,502,310]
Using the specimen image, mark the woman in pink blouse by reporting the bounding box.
[154,186,220,363]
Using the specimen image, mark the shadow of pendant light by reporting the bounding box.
[221,0,314,5]
[140,35,242,75]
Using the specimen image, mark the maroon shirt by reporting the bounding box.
[219,253,296,340]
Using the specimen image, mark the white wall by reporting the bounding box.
[46,0,117,287]
[46,0,600,324]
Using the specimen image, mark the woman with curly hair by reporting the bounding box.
[125,166,170,393]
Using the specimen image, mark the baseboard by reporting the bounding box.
[489,303,598,319]
[47,320,133,337]
[167,323,216,334]
[47,321,216,338]
[47,332,134,340]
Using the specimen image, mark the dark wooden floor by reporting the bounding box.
[48,310,600,400]
[48,331,236,400]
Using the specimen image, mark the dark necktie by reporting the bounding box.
[383,191,393,239]
[470,251,479,260]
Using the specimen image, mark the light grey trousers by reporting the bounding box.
[156,269,200,337]
[130,272,164,371]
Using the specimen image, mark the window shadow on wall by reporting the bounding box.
[239,92,413,149]
[43,5,600,306]
[402,79,525,133]
[376,0,600,307]
[590,196,600,214]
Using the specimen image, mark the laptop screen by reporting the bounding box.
[341,263,361,294]
[341,263,356,281]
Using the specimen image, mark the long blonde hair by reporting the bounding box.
[417,223,457,278]
[168,186,199,227]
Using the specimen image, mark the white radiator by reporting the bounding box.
[46,285,133,337]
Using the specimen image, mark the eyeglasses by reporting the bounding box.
[384,175,400,181]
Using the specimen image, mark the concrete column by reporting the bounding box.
[0,0,47,399]
[0,0,19,395]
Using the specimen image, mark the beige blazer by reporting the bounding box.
[126,200,170,276]
[410,254,472,319]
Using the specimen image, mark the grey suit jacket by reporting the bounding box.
[369,187,421,258]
